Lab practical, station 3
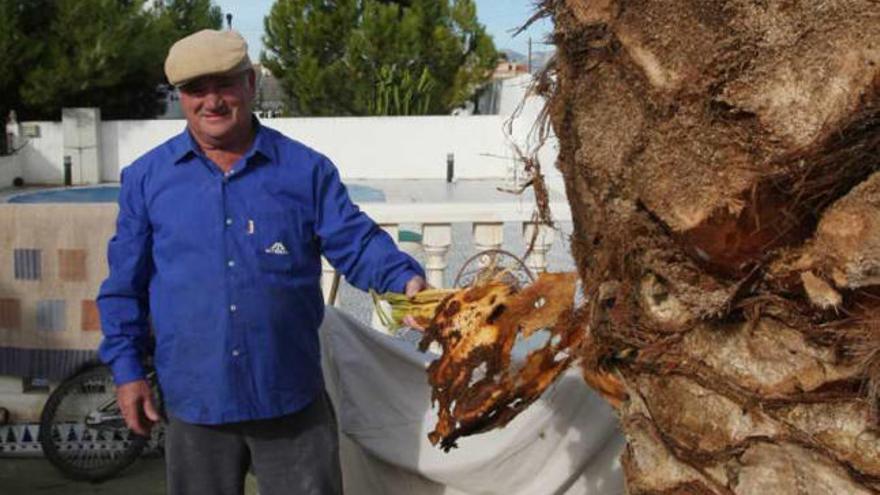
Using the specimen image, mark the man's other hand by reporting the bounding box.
[117,379,160,437]
[403,275,429,330]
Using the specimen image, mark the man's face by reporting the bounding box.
[178,70,256,147]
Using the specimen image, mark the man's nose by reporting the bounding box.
[203,91,225,110]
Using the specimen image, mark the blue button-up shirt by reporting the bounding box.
[97,121,424,424]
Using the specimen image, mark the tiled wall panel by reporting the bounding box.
[58,249,87,282]
[36,300,66,332]
[13,249,41,280]
[0,299,21,330]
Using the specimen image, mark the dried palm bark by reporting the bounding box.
[419,272,594,450]
[541,0,880,493]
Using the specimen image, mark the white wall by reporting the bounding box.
[100,119,185,181]
[18,81,562,184]
[102,116,512,180]
[0,154,22,189]
[274,116,513,179]
[17,122,64,185]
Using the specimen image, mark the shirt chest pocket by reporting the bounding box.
[250,210,315,275]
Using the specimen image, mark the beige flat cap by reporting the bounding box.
[164,29,252,87]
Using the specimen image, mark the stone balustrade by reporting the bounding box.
[321,201,572,305]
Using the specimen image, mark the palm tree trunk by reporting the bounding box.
[546,1,880,492]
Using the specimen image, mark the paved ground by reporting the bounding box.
[0,456,260,494]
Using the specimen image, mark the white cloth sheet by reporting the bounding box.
[320,308,625,495]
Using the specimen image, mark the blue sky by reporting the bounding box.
[213,0,554,60]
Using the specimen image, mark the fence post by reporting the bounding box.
[63,156,72,186]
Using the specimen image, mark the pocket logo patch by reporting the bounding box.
[265,242,289,255]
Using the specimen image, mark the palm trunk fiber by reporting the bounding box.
[546,1,880,493]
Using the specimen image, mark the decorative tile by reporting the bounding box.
[13,249,41,280]
[81,300,100,331]
[0,299,21,330]
[36,300,66,332]
[58,249,87,282]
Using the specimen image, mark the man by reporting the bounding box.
[97,29,426,495]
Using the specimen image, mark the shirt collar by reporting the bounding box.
[246,117,274,164]
[172,115,273,165]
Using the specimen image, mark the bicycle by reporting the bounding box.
[38,362,163,482]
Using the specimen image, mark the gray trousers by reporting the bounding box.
[165,393,343,495]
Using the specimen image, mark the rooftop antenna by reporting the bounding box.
[226,13,233,30]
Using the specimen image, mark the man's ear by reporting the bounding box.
[240,69,257,104]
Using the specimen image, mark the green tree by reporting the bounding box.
[368,65,434,116]
[0,0,26,153]
[261,0,358,116]
[0,2,25,106]
[262,0,497,116]
[3,0,222,121]
[0,0,54,126]
[20,0,169,119]
[158,0,224,40]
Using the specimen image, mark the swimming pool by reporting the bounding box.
[7,184,387,204]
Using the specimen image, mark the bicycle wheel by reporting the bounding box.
[453,249,534,289]
[39,365,148,481]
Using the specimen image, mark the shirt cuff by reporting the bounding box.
[109,355,146,386]
[391,268,425,294]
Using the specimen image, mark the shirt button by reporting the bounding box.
[225,218,233,226]
[227,260,235,268]
[230,304,237,312]
[232,349,240,357]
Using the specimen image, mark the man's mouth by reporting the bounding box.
[202,113,229,122]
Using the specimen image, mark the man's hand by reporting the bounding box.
[403,275,429,330]
[404,275,428,297]
[116,379,160,437]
